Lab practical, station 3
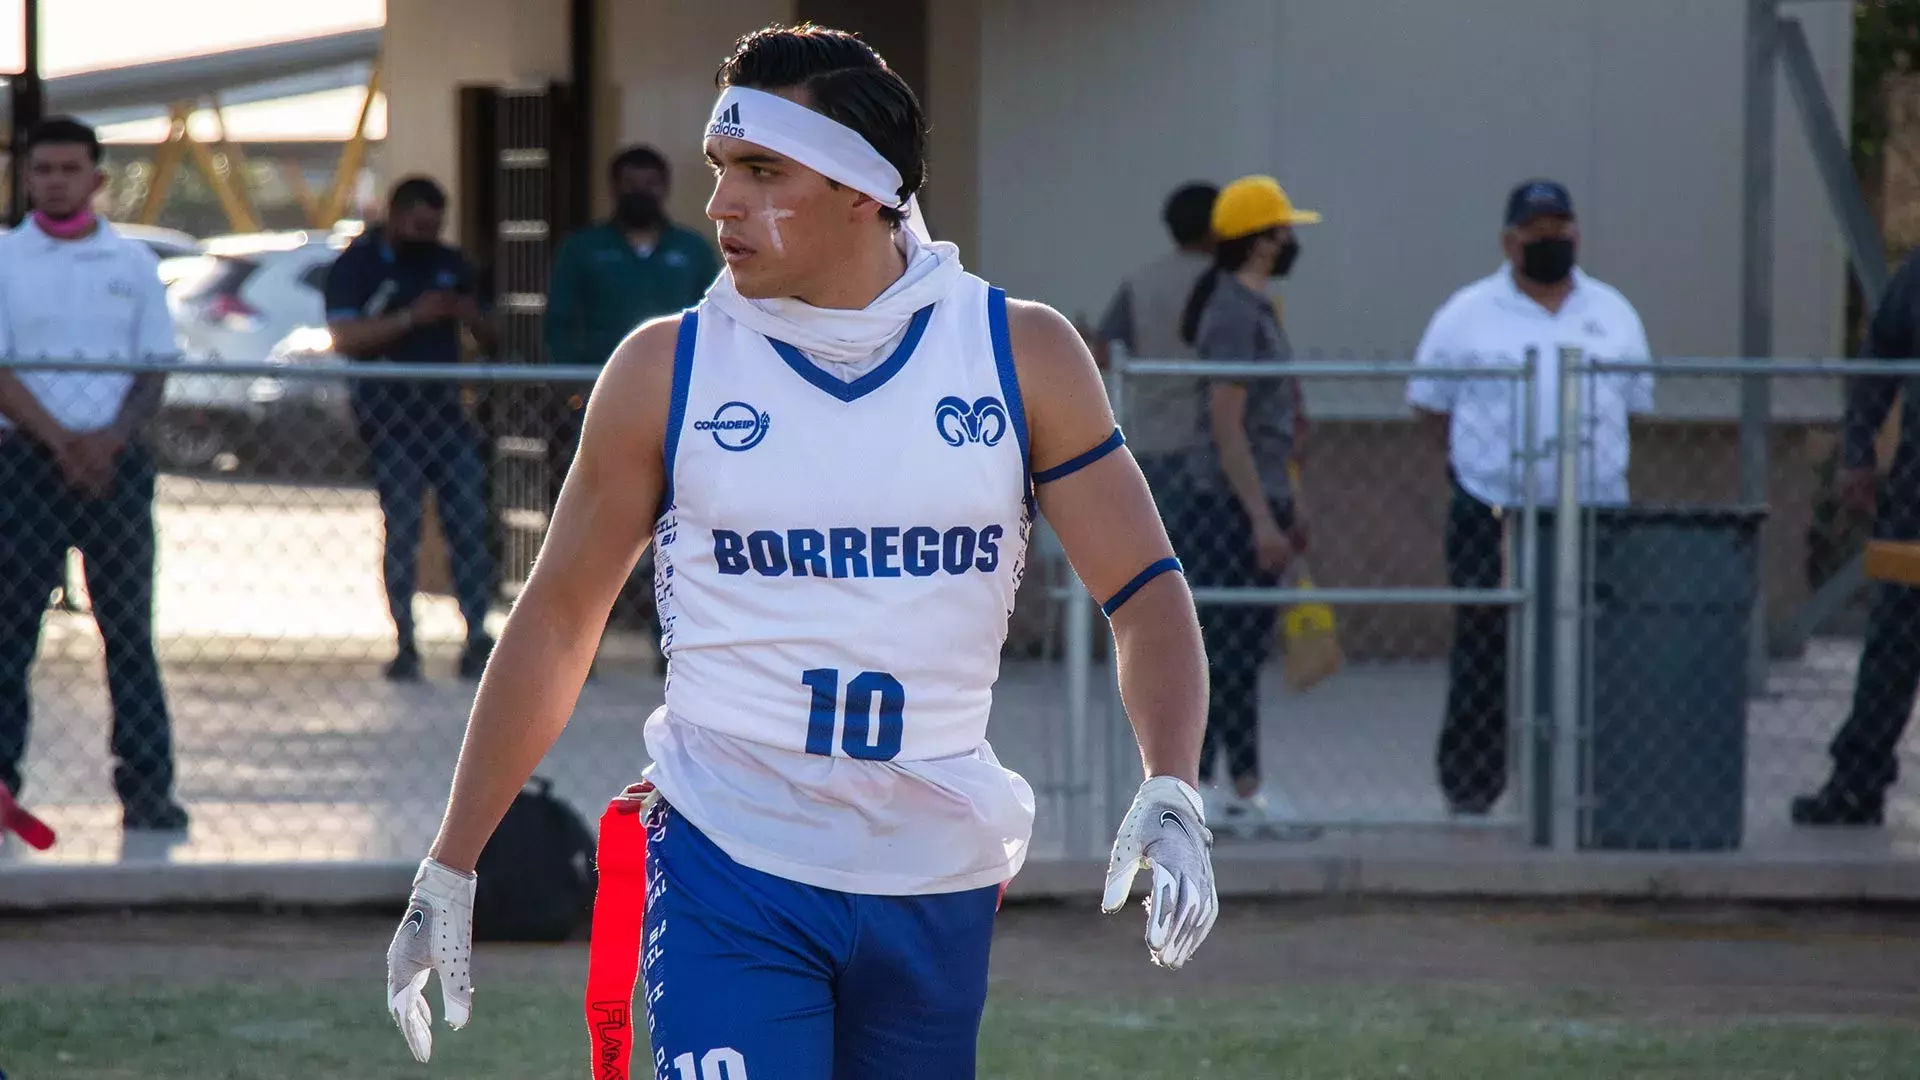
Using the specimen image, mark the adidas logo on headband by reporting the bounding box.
[708,103,746,140]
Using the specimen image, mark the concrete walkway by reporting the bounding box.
[4,475,1917,904]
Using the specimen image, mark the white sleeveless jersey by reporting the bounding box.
[642,272,1038,895]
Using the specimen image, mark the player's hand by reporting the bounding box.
[409,289,462,326]
[386,857,478,1062]
[1101,775,1218,970]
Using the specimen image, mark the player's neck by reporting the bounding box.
[791,229,909,310]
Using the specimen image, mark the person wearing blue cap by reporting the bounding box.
[1406,178,1654,817]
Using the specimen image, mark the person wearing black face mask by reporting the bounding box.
[1170,174,1320,840]
[544,147,721,675]
[1406,178,1654,818]
[546,146,720,410]
[326,176,503,683]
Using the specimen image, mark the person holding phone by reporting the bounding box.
[326,177,501,681]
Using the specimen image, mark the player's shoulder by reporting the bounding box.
[1002,296,1094,379]
[601,311,689,399]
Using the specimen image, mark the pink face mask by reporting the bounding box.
[33,205,98,239]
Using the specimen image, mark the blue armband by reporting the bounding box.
[1101,556,1183,617]
[1034,427,1125,485]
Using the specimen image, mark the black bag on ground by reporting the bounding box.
[472,776,598,942]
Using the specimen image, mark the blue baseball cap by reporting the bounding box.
[1505,179,1575,227]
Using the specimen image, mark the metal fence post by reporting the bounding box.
[1551,345,1585,853]
[1514,348,1545,847]
[1740,0,1778,695]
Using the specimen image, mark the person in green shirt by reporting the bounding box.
[545,144,719,385]
[545,146,718,673]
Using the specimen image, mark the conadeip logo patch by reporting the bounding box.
[695,400,770,451]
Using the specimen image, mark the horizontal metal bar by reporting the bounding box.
[1583,358,1920,377]
[1188,586,1526,606]
[1210,814,1525,833]
[0,356,605,382]
[1121,359,1510,379]
[1045,585,1525,606]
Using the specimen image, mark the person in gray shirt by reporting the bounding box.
[1171,174,1317,836]
[1095,182,1217,498]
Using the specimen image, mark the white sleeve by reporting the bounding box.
[132,250,180,364]
[1620,304,1654,414]
[1406,301,1461,413]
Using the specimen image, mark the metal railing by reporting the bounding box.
[0,349,1910,900]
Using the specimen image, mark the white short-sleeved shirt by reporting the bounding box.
[0,219,179,433]
[1405,265,1652,508]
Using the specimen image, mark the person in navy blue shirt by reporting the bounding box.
[326,177,499,681]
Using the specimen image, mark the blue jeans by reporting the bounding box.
[641,803,1001,1080]
[354,397,495,647]
[0,438,174,804]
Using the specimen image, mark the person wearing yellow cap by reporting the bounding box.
[1171,174,1318,838]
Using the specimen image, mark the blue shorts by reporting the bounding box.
[640,802,1002,1080]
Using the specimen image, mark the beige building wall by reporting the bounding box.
[380,0,570,242]
[974,0,1855,361]
[600,1,795,231]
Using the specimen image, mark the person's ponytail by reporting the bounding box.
[1180,266,1224,345]
[1180,231,1268,346]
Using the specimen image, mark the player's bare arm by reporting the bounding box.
[1009,299,1206,783]
[384,315,678,1063]
[1007,298,1218,969]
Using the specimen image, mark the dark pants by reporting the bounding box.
[1437,480,1509,812]
[1170,486,1289,788]
[0,438,174,805]
[1826,487,1920,797]
[356,398,495,647]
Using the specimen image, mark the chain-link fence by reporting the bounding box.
[1090,346,1918,864]
[5,350,1918,890]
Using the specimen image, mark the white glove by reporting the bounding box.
[386,857,478,1063]
[1101,775,1218,970]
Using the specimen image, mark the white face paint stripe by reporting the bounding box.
[758,194,795,255]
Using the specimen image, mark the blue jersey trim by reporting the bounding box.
[767,304,934,403]
[1034,426,1125,485]
[1101,557,1183,617]
[986,287,1035,513]
[659,311,699,514]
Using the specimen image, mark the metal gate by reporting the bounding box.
[458,81,586,597]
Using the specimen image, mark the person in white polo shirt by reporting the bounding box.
[1406,179,1652,817]
[0,117,187,833]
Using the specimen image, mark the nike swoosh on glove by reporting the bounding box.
[386,857,478,1062]
[1101,775,1218,970]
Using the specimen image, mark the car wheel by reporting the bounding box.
[150,409,242,472]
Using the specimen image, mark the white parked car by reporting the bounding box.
[153,230,364,474]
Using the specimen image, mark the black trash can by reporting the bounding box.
[1520,505,1767,852]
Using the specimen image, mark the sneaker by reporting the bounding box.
[123,797,190,832]
[1790,784,1885,827]
[459,635,495,680]
[1214,787,1322,841]
[385,645,423,682]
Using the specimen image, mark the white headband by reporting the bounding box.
[705,85,907,210]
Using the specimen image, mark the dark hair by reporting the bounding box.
[1163,183,1218,248]
[26,116,102,165]
[715,23,926,227]
[389,176,448,213]
[1179,231,1272,345]
[610,145,670,184]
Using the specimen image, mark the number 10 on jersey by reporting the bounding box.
[801,668,905,760]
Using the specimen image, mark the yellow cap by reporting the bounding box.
[1211,175,1321,240]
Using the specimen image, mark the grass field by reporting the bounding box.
[6,901,1920,1079]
